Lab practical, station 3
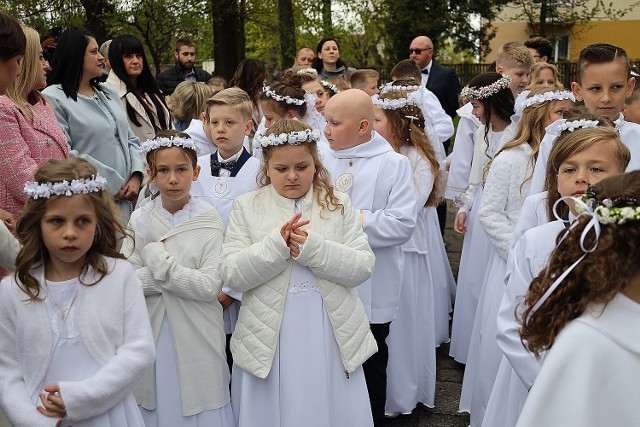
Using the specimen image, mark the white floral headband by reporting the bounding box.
[460,74,512,101]
[557,119,600,132]
[371,91,421,110]
[522,90,575,109]
[379,83,420,94]
[263,85,306,106]
[24,175,108,199]
[320,80,339,94]
[527,192,640,319]
[258,128,322,148]
[297,68,318,77]
[140,136,199,156]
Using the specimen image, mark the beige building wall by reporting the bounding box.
[488,1,640,61]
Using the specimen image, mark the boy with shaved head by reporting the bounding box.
[323,89,417,427]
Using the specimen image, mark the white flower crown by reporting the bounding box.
[139,136,199,156]
[258,129,322,148]
[297,68,318,77]
[380,84,420,94]
[321,80,339,94]
[460,74,512,100]
[522,90,575,109]
[263,85,306,106]
[557,119,601,132]
[371,91,421,110]
[24,175,108,199]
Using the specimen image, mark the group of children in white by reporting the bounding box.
[0,40,639,427]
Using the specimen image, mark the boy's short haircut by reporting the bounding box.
[350,69,380,89]
[524,37,553,60]
[625,85,640,105]
[390,59,422,82]
[327,76,351,91]
[576,43,631,84]
[208,76,228,88]
[496,41,534,69]
[204,87,253,121]
[175,38,195,52]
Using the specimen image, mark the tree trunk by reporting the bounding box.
[321,0,332,35]
[80,0,115,43]
[211,0,245,80]
[278,0,296,69]
[539,0,548,37]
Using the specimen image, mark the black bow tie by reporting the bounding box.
[421,68,429,75]
[211,158,237,173]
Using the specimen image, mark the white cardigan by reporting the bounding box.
[221,185,377,379]
[0,258,155,426]
[122,198,229,415]
[478,143,533,261]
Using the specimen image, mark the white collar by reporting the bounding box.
[216,148,243,163]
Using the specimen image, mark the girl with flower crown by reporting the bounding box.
[515,169,640,427]
[372,89,455,414]
[450,72,515,367]
[483,125,630,427]
[0,157,155,426]
[221,119,376,427]
[461,86,574,426]
[121,130,234,427]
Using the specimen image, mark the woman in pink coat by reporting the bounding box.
[0,25,68,217]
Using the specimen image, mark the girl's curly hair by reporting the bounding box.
[519,170,640,357]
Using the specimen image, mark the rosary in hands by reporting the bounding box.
[280,213,309,258]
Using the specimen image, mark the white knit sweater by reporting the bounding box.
[122,198,229,416]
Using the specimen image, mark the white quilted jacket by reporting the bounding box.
[221,185,377,379]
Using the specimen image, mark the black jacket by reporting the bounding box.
[426,61,461,119]
[156,64,211,96]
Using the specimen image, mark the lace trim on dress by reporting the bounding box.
[288,280,320,294]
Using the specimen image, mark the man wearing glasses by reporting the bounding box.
[409,36,461,120]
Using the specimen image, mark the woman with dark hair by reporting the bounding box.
[311,37,354,81]
[106,35,172,142]
[229,58,266,140]
[0,12,27,95]
[42,28,144,221]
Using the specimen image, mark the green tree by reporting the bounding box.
[507,0,640,38]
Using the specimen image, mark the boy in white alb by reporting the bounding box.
[190,88,261,364]
[323,89,417,427]
[530,43,640,194]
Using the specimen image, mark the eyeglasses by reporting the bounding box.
[409,48,432,55]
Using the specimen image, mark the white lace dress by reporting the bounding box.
[231,199,373,427]
[37,278,144,426]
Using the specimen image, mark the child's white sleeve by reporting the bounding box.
[56,266,155,423]
[294,196,375,288]
[0,279,59,426]
[140,221,224,302]
[121,214,162,296]
[0,224,20,271]
[529,132,555,195]
[421,89,454,143]
[445,114,479,200]
[455,126,488,213]
[496,235,541,390]
[220,200,291,293]
[478,154,515,261]
[361,156,417,248]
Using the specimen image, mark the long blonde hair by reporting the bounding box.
[377,89,442,207]
[257,119,343,215]
[5,26,46,119]
[494,87,574,193]
[14,158,128,301]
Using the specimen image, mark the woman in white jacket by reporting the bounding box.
[122,131,234,427]
[221,119,377,427]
